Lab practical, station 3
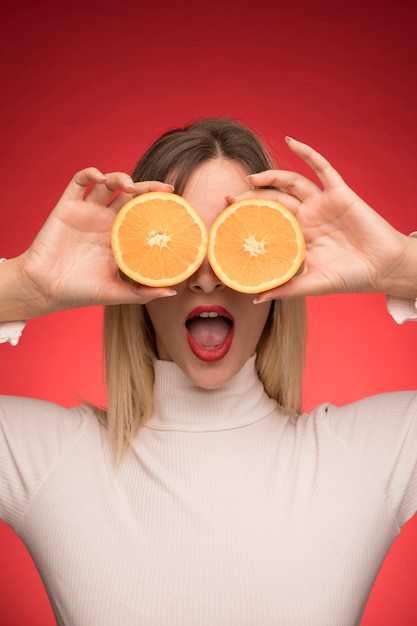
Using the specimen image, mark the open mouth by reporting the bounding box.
[185,306,234,362]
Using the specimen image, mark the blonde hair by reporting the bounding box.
[99,118,306,459]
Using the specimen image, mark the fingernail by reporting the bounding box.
[285,136,293,143]
[253,295,273,304]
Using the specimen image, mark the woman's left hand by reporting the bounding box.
[231,138,416,301]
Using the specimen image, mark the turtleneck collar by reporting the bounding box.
[145,355,279,432]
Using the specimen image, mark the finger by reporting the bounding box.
[61,167,108,202]
[102,280,178,305]
[285,137,345,188]
[247,169,322,203]
[130,181,175,194]
[110,181,175,212]
[225,190,301,214]
[253,271,333,302]
[86,171,137,205]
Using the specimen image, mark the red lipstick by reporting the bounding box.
[185,306,234,362]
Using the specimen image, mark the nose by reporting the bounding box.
[187,256,225,294]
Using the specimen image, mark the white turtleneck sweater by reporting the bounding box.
[1,356,416,626]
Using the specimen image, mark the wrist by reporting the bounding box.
[377,232,417,299]
[0,254,51,322]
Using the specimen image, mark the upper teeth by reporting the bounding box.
[196,312,222,318]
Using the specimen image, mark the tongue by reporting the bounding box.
[187,317,231,349]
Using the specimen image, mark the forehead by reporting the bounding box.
[182,159,253,228]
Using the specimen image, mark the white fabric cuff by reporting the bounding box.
[0,258,27,345]
[386,295,417,324]
[386,232,417,324]
[0,320,27,346]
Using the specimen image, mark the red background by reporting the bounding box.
[0,0,416,623]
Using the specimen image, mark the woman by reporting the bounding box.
[1,118,416,625]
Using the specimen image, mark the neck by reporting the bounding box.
[146,356,278,432]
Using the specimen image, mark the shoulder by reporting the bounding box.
[0,396,100,479]
[313,390,417,443]
[303,390,417,526]
[0,394,96,438]
[0,396,100,528]
[0,395,99,469]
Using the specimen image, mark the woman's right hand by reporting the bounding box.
[0,168,177,321]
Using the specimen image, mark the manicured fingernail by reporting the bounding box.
[150,289,177,300]
[253,296,273,304]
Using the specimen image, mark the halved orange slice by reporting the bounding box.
[208,198,305,293]
[111,192,208,286]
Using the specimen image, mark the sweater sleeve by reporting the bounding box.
[0,395,91,530]
[0,320,26,345]
[386,295,417,323]
[322,390,417,528]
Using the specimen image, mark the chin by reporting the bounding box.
[183,356,244,390]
